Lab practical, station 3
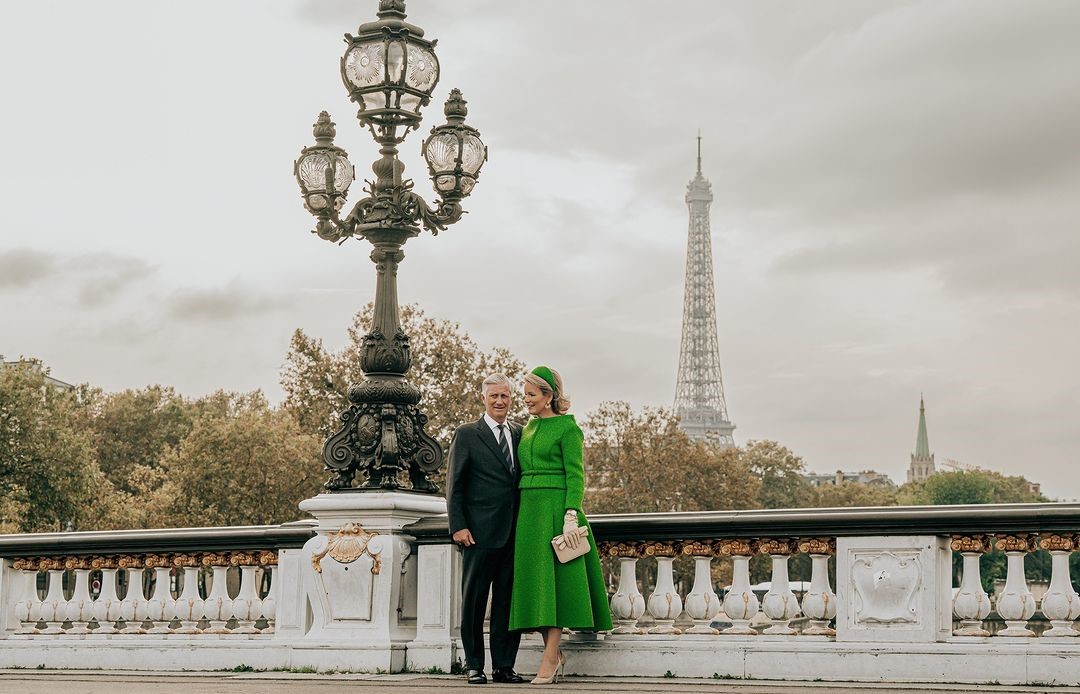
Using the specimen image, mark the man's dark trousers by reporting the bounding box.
[460,542,518,671]
[447,417,522,672]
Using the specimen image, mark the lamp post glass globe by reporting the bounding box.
[341,0,440,134]
[422,89,487,200]
[294,111,354,218]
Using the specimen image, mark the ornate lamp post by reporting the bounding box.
[294,0,487,493]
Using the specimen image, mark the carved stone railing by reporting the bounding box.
[3,501,1080,685]
[0,523,313,647]
[406,503,1080,686]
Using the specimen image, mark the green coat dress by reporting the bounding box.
[508,414,612,631]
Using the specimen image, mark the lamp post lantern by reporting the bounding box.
[294,0,487,493]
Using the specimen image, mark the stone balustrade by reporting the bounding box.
[8,551,278,637]
[2,499,1080,685]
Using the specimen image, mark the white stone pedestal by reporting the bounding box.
[407,542,462,672]
[0,560,19,638]
[293,491,446,673]
[836,535,951,643]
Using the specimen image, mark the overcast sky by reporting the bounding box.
[2,1,1079,498]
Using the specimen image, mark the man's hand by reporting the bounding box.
[452,528,476,547]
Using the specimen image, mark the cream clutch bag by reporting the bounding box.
[551,526,590,563]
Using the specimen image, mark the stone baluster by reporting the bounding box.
[644,542,682,635]
[40,561,68,635]
[231,552,262,634]
[119,557,147,634]
[12,559,40,634]
[202,552,234,634]
[720,539,758,635]
[797,538,836,636]
[65,557,94,635]
[258,551,278,633]
[682,541,721,635]
[602,542,645,635]
[759,539,800,635]
[1038,534,1080,637]
[144,555,175,634]
[994,534,1037,637]
[171,554,203,634]
[91,556,122,635]
[951,535,992,637]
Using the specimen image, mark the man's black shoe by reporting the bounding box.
[492,668,525,684]
[466,669,487,685]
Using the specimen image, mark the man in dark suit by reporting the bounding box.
[447,373,524,685]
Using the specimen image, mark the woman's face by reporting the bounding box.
[523,381,551,416]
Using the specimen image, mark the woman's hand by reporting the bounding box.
[563,509,581,549]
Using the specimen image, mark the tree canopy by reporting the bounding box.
[0,361,109,533]
[582,401,759,514]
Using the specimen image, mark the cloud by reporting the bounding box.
[0,248,55,288]
[168,282,292,322]
[0,248,156,303]
[68,254,156,306]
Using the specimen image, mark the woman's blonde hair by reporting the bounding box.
[524,367,571,415]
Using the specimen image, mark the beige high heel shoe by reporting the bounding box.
[530,653,565,685]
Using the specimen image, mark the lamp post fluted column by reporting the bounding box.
[294,0,487,493]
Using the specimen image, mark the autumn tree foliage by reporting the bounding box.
[0,361,111,533]
[582,401,759,514]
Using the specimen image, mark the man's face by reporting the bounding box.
[483,382,512,423]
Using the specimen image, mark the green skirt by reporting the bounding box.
[508,488,613,631]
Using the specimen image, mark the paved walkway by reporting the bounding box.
[0,672,1074,694]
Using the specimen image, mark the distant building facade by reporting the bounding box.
[907,396,935,483]
[1,356,75,391]
[805,469,896,488]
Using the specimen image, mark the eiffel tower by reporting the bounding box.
[673,136,735,446]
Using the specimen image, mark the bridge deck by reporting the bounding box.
[0,671,1073,694]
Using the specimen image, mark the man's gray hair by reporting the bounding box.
[481,373,512,394]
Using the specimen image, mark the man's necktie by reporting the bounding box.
[497,423,514,473]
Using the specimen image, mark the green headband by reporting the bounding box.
[531,366,557,393]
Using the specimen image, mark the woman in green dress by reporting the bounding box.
[509,366,612,684]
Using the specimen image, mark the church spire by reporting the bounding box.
[914,394,930,458]
[907,394,935,483]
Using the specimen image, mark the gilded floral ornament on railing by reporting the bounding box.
[951,534,991,553]
[199,552,229,568]
[680,540,716,557]
[718,539,754,557]
[797,537,836,555]
[601,541,643,558]
[150,553,178,568]
[756,538,796,556]
[1038,533,1079,552]
[311,522,382,575]
[230,551,260,567]
[641,541,678,558]
[116,554,141,569]
[11,550,280,571]
[89,556,118,570]
[995,534,1038,553]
